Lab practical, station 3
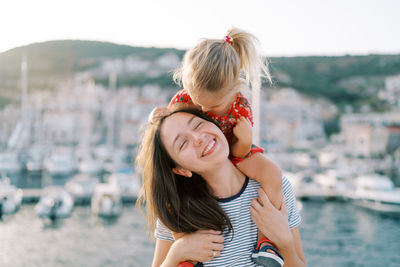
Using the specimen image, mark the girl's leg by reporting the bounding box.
[236,153,283,209]
[237,153,284,266]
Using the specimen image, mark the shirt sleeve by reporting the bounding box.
[155,219,175,242]
[168,89,193,109]
[282,176,302,229]
[234,93,254,126]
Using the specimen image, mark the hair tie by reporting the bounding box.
[224,35,233,44]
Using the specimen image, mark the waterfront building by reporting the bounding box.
[340,112,400,157]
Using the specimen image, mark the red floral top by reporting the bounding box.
[168,89,264,165]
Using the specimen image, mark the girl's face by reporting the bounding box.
[160,112,229,175]
[190,87,238,116]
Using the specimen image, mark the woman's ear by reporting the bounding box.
[172,167,193,178]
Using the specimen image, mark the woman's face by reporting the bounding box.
[160,112,229,174]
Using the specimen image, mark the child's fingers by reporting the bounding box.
[148,107,170,123]
[245,117,252,125]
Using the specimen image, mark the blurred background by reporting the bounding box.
[1,0,400,266]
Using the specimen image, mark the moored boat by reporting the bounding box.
[0,174,23,216]
[107,168,140,202]
[346,174,400,214]
[91,183,122,217]
[65,173,99,204]
[35,186,74,220]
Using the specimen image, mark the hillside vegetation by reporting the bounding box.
[1,40,399,112]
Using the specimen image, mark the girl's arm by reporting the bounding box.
[251,188,306,267]
[237,152,283,209]
[152,230,225,267]
[232,114,282,210]
[231,116,253,158]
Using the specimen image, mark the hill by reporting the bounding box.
[1,40,400,112]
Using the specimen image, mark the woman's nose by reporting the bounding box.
[192,133,203,147]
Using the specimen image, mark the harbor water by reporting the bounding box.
[1,174,400,267]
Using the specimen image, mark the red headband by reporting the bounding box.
[225,35,233,44]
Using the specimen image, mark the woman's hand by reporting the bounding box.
[250,188,292,250]
[168,230,224,264]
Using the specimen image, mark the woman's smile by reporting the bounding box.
[201,138,217,157]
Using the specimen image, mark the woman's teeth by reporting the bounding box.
[202,139,215,157]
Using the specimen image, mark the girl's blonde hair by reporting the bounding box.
[174,27,271,98]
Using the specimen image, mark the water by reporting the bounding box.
[1,174,400,267]
[0,204,154,267]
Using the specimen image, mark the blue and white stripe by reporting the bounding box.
[155,176,301,266]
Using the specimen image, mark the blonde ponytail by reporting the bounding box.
[227,27,272,91]
[174,27,271,99]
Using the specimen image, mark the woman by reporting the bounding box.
[137,109,306,266]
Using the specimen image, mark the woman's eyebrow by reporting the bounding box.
[188,115,196,125]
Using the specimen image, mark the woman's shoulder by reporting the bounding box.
[248,176,295,197]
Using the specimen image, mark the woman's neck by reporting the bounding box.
[200,161,246,199]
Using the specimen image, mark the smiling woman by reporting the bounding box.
[136,109,306,266]
[161,112,229,176]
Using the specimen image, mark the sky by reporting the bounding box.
[1,0,399,56]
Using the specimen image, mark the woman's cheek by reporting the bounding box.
[179,150,196,166]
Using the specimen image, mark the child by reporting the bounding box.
[150,27,284,267]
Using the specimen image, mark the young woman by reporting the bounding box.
[137,109,306,266]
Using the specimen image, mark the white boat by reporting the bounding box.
[286,170,342,200]
[26,146,46,172]
[346,174,400,213]
[103,148,131,173]
[107,168,140,202]
[0,175,23,216]
[35,186,74,219]
[75,147,103,175]
[44,148,76,176]
[0,152,21,174]
[78,155,103,175]
[91,183,122,217]
[65,174,99,204]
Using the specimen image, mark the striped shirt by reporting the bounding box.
[155,176,301,266]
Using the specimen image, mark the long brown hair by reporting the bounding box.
[136,109,232,235]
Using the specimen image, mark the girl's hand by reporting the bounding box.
[233,117,252,143]
[231,117,252,157]
[169,230,224,263]
[148,107,171,124]
[250,188,292,250]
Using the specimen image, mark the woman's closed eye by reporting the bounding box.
[194,121,203,129]
[179,139,187,151]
